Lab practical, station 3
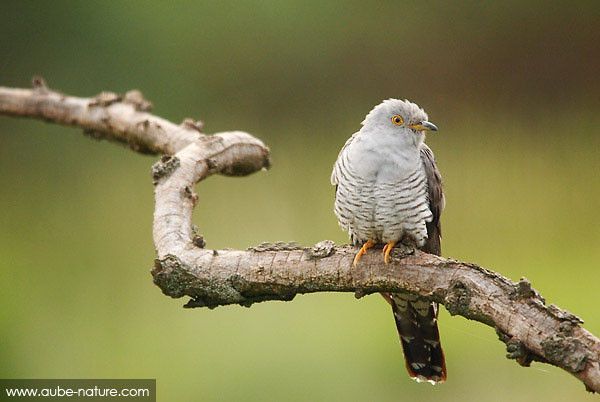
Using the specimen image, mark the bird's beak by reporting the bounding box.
[409,121,438,132]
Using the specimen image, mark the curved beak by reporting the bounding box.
[409,121,438,132]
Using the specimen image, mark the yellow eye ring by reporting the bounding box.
[391,115,404,126]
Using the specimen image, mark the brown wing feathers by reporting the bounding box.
[386,144,447,383]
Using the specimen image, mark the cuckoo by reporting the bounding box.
[331,99,446,383]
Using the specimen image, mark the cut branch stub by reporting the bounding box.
[152,131,270,260]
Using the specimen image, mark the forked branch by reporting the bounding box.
[0,79,598,393]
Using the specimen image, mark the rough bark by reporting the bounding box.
[0,76,200,155]
[0,79,598,393]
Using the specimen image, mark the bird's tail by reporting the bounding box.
[382,292,447,384]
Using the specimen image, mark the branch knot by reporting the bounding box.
[151,155,180,184]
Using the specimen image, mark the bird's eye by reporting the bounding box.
[391,115,404,126]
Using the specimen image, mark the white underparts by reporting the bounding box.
[333,158,432,245]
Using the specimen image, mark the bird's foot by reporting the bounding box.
[383,241,415,264]
[383,241,397,264]
[353,240,375,267]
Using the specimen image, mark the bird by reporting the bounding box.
[331,99,446,383]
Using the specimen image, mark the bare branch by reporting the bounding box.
[0,78,201,155]
[1,80,598,393]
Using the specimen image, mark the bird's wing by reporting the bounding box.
[331,131,360,186]
[420,144,445,256]
[386,144,447,383]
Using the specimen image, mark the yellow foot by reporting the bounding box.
[353,240,375,267]
[382,241,397,264]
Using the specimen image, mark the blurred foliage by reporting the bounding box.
[0,1,599,401]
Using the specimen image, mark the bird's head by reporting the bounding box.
[361,99,438,148]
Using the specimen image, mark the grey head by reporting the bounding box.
[360,99,438,150]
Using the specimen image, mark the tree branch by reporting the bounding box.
[1,79,598,393]
[0,76,201,155]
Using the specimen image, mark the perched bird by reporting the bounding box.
[331,99,446,383]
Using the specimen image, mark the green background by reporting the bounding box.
[1,1,599,401]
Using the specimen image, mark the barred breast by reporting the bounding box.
[332,140,433,246]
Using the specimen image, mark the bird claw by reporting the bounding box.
[353,240,375,267]
[384,242,415,263]
[383,241,397,264]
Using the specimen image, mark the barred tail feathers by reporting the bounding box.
[383,292,447,383]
